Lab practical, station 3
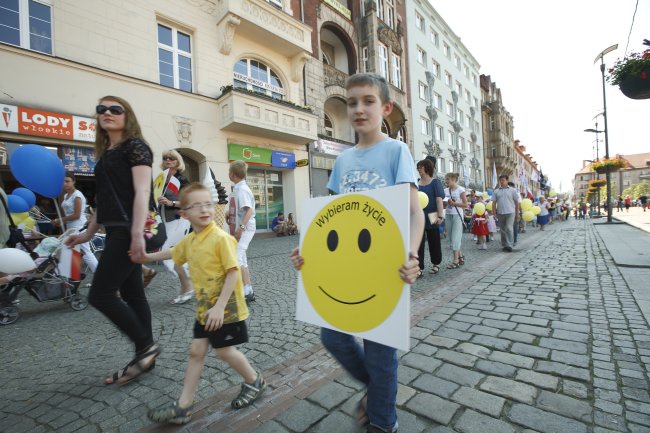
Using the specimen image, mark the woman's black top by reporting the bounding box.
[95,138,153,226]
[161,173,190,222]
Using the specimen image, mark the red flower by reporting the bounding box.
[642,71,648,80]
[608,68,614,73]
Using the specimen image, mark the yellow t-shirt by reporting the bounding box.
[172,222,249,325]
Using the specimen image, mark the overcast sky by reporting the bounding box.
[429,0,650,193]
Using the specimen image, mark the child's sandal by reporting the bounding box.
[148,401,193,424]
[447,262,460,269]
[231,372,267,409]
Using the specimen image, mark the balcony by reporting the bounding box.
[323,64,348,88]
[217,88,318,144]
[215,0,312,58]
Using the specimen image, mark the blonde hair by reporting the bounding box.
[178,182,210,208]
[94,95,144,157]
[229,160,248,179]
[445,172,460,181]
[160,149,186,172]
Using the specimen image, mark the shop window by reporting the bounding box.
[247,168,284,231]
[234,58,285,100]
[157,23,193,92]
[0,0,52,54]
[324,113,334,137]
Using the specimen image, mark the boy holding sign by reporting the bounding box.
[291,74,423,433]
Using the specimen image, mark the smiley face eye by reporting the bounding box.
[327,230,338,251]
[358,229,371,253]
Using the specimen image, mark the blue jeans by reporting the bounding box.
[321,328,398,432]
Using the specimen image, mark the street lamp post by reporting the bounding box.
[593,44,617,223]
[584,125,603,215]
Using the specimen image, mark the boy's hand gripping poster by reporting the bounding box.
[296,184,411,351]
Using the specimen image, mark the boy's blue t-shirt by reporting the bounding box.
[327,137,418,193]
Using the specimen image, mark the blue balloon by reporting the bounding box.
[7,194,30,213]
[9,144,65,198]
[12,187,36,208]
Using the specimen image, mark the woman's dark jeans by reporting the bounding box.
[417,226,442,270]
[89,227,153,354]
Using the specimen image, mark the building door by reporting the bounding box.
[247,168,284,231]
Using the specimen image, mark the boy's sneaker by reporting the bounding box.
[245,292,256,304]
[231,372,267,409]
[171,291,194,305]
[148,401,192,425]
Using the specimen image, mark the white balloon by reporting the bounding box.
[0,248,36,274]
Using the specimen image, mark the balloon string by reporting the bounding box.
[53,198,66,232]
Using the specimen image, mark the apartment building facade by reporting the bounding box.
[0,0,319,230]
[480,74,516,190]
[406,0,484,188]
[513,141,540,197]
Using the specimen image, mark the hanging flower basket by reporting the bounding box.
[588,187,600,193]
[619,66,650,100]
[591,158,627,174]
[589,179,607,188]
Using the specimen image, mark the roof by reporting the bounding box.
[621,152,650,169]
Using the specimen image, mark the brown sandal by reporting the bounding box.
[143,268,157,288]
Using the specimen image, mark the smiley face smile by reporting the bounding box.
[318,286,376,305]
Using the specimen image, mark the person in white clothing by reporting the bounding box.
[53,173,98,272]
[229,160,256,303]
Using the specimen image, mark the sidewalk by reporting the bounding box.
[138,218,650,433]
[611,206,650,234]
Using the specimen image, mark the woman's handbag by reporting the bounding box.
[100,167,167,252]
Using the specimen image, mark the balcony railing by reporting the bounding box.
[216,87,318,144]
[323,64,349,88]
[215,0,312,57]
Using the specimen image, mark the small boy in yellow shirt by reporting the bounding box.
[139,182,265,424]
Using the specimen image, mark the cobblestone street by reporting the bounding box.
[1,217,649,433]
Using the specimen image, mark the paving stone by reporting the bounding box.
[309,411,356,433]
[507,404,587,433]
[594,378,618,390]
[411,374,460,398]
[251,420,292,433]
[454,409,516,433]
[510,316,548,326]
[594,410,628,431]
[550,350,590,367]
[623,386,650,403]
[396,384,416,406]
[628,423,650,433]
[399,365,423,384]
[515,370,559,390]
[595,388,622,402]
[515,324,552,337]
[423,427,457,433]
[510,343,550,359]
[451,387,506,417]
[482,319,518,331]
[475,360,516,377]
[594,399,624,415]
[425,336,459,349]
[405,393,460,425]
[402,352,443,373]
[436,364,485,387]
[550,321,590,334]
[536,361,591,382]
[488,351,534,369]
[539,338,588,354]
[563,380,590,399]
[468,324,502,337]
[276,400,327,432]
[469,335,511,351]
[479,376,537,404]
[536,390,592,422]
[395,408,435,433]
[499,330,536,344]
[412,343,438,357]
[627,411,650,428]
[435,349,479,368]
[306,382,355,410]
[456,343,490,358]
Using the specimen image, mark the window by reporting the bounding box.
[459,136,466,151]
[384,0,395,29]
[362,47,369,73]
[443,42,450,58]
[444,71,452,87]
[324,113,334,137]
[446,101,454,117]
[465,89,471,104]
[474,97,479,109]
[472,73,478,86]
[439,158,446,172]
[456,81,462,95]
[431,59,440,77]
[415,11,424,30]
[418,81,429,101]
[435,125,444,141]
[267,0,283,7]
[430,28,439,47]
[448,130,455,146]
[458,109,464,124]
[375,0,384,21]
[391,53,401,88]
[0,0,52,54]
[489,115,495,131]
[381,119,390,135]
[234,58,284,99]
[417,46,426,66]
[466,114,472,128]
[433,92,442,110]
[464,64,469,78]
[158,23,193,91]
[378,44,388,79]
[421,117,430,135]
[454,54,461,69]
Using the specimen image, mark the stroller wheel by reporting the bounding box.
[0,306,19,325]
[70,294,88,311]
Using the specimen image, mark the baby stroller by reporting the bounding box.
[0,229,88,325]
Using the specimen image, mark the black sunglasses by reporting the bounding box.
[96,105,125,115]
[162,156,177,161]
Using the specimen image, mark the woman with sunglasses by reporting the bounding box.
[157,149,194,304]
[66,96,160,385]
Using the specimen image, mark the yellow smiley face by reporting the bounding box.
[301,194,405,332]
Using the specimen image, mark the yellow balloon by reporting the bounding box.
[474,202,486,215]
[20,217,36,230]
[486,201,493,211]
[531,205,541,216]
[10,212,29,224]
[549,190,556,197]
[522,210,535,222]
[521,198,533,211]
[418,191,429,209]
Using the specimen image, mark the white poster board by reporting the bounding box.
[296,183,411,351]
